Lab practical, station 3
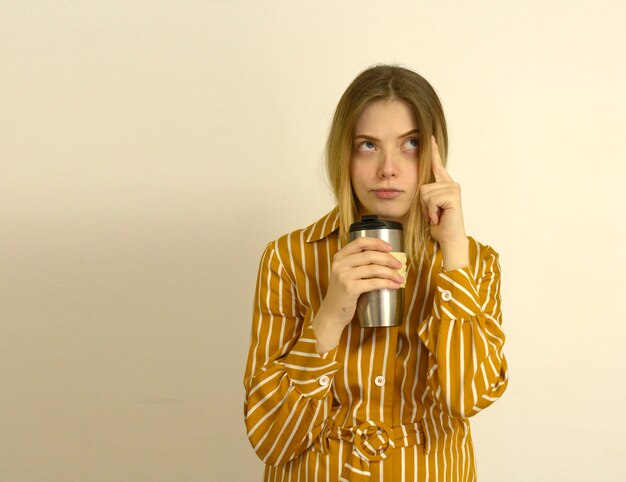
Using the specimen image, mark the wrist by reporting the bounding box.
[312,310,345,354]
[440,238,470,271]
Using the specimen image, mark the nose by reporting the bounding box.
[378,151,397,179]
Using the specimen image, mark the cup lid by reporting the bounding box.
[349,215,403,232]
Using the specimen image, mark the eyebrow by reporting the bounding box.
[353,129,420,141]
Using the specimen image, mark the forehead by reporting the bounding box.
[354,99,418,133]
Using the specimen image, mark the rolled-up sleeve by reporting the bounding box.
[418,244,508,419]
[243,241,341,466]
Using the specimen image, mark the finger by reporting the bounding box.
[420,184,444,224]
[355,278,402,294]
[340,250,403,270]
[431,135,453,184]
[340,236,393,256]
[427,203,443,226]
[426,190,456,225]
[349,264,405,284]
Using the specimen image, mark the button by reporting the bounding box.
[319,375,330,386]
[441,290,452,301]
[374,375,385,387]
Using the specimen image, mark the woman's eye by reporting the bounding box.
[357,141,376,151]
[403,138,419,150]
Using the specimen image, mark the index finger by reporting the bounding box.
[341,236,393,256]
[431,135,453,183]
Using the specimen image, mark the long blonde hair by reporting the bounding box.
[325,63,448,266]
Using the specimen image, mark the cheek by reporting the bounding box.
[349,162,367,190]
[406,161,420,189]
[349,161,356,181]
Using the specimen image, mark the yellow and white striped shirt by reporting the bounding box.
[243,207,508,481]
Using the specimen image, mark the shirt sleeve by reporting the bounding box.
[243,241,342,466]
[417,241,509,419]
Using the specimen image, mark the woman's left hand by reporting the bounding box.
[419,136,468,247]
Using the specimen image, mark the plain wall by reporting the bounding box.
[2,1,625,480]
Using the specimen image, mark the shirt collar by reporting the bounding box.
[304,206,340,243]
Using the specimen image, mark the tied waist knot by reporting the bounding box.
[315,419,425,481]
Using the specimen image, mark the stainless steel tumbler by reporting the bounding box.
[349,215,405,328]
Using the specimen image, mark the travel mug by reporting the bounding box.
[349,215,405,328]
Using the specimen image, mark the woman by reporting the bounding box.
[243,64,508,481]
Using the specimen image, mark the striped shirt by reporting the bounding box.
[243,207,508,481]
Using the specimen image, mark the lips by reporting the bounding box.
[372,189,402,199]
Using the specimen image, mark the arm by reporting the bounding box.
[243,241,341,466]
[417,240,509,419]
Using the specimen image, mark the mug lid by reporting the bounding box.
[349,215,403,232]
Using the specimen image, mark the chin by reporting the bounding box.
[371,208,409,223]
[358,198,411,223]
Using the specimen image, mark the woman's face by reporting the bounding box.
[350,99,420,223]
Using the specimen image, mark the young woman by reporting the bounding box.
[243,64,508,481]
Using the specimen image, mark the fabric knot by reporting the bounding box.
[353,421,395,462]
[321,419,424,481]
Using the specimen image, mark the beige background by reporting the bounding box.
[2,1,625,481]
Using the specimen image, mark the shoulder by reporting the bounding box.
[267,207,340,251]
[258,207,340,266]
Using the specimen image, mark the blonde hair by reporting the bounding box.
[325,63,448,266]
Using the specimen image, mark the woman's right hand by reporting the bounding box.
[312,237,405,353]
